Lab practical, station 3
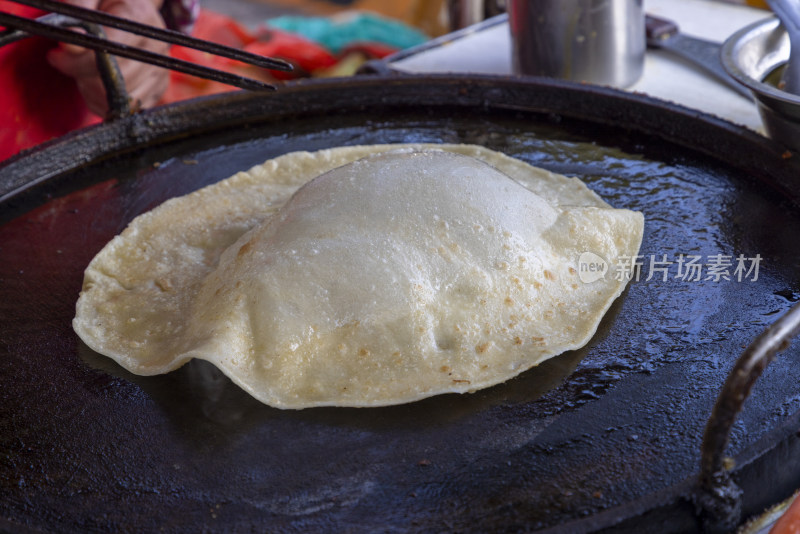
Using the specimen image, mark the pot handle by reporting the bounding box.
[694,300,800,532]
[80,17,132,120]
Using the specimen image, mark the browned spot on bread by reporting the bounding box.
[237,241,253,258]
[155,278,172,291]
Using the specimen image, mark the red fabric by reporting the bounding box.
[771,493,800,534]
[161,10,337,102]
[0,1,99,162]
[0,7,400,162]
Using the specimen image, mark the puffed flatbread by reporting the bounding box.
[73,144,644,408]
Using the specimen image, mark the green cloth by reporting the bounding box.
[266,12,428,54]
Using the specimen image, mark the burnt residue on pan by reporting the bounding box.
[2,77,800,533]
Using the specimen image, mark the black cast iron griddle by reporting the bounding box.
[2,76,800,533]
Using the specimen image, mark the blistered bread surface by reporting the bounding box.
[73,144,644,408]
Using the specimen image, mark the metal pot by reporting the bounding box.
[722,16,800,152]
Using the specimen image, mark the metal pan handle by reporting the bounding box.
[694,300,800,532]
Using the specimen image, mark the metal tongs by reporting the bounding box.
[0,0,293,117]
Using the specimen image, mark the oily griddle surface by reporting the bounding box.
[2,77,800,533]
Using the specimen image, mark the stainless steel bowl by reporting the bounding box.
[722,16,800,152]
[509,0,645,88]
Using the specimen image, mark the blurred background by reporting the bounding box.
[201,0,453,36]
[200,0,771,36]
[176,0,772,96]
